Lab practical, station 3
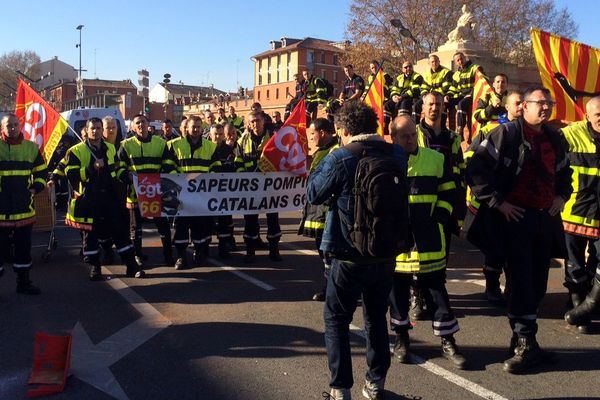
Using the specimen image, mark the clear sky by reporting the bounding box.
[0,0,597,93]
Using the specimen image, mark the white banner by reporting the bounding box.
[133,172,307,217]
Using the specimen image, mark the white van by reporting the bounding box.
[61,107,127,141]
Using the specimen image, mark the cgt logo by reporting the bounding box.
[137,174,161,198]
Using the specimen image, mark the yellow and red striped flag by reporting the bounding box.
[531,28,600,122]
[471,69,495,137]
[15,79,68,161]
[363,67,385,136]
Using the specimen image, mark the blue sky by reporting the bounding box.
[0,0,597,93]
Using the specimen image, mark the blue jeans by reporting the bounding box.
[324,258,395,389]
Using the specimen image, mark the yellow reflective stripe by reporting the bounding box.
[437,200,453,213]
[31,164,46,173]
[303,220,325,229]
[571,165,600,176]
[0,210,35,220]
[408,194,437,203]
[560,213,599,227]
[130,164,161,171]
[452,166,460,175]
[395,259,446,273]
[0,170,31,176]
[438,181,456,191]
[180,166,210,172]
[34,177,46,186]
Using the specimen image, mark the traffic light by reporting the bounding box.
[163,73,171,84]
[144,98,151,114]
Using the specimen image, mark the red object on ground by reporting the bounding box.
[26,332,72,398]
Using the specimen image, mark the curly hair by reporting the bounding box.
[334,100,379,136]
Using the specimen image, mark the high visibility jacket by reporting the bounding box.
[417,121,466,232]
[118,134,177,206]
[473,91,508,126]
[169,136,220,173]
[421,66,453,96]
[560,121,600,238]
[64,141,119,231]
[0,135,47,227]
[449,60,482,98]
[227,114,245,133]
[367,72,394,102]
[396,147,456,273]
[390,72,424,99]
[305,75,328,105]
[238,129,273,172]
[298,138,339,238]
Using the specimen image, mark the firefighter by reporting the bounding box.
[298,118,338,301]
[385,61,424,126]
[388,115,467,370]
[473,74,509,130]
[562,96,600,333]
[448,52,484,144]
[118,114,178,267]
[227,106,245,135]
[0,113,47,295]
[302,69,328,124]
[239,110,282,263]
[411,91,465,319]
[64,117,143,280]
[169,116,221,269]
[416,54,453,124]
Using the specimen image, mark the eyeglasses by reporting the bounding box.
[525,100,555,107]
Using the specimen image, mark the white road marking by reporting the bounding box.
[208,257,276,291]
[349,324,508,400]
[71,272,172,400]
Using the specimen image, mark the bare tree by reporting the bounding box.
[344,0,578,78]
[0,50,41,110]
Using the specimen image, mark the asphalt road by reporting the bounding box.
[1,211,599,400]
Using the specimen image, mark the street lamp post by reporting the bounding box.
[390,19,420,62]
[76,25,84,99]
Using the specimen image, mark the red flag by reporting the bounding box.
[15,79,68,161]
[531,28,600,122]
[363,68,385,135]
[471,70,496,137]
[258,98,308,177]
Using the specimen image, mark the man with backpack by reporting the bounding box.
[308,101,409,400]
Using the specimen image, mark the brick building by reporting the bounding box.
[43,78,137,112]
[251,37,348,115]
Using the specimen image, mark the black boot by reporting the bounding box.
[503,336,543,374]
[484,270,505,306]
[125,255,145,278]
[193,244,207,266]
[269,241,282,261]
[174,248,189,270]
[102,246,115,265]
[565,278,600,326]
[161,236,174,266]
[393,329,411,363]
[89,261,103,281]
[244,241,256,263]
[16,270,41,295]
[441,336,467,370]
[409,288,426,321]
[134,238,146,268]
[254,237,268,250]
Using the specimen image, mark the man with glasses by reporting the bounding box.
[466,87,572,374]
[385,61,424,126]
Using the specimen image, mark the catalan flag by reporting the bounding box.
[15,79,68,161]
[471,69,495,137]
[363,65,385,136]
[531,28,600,122]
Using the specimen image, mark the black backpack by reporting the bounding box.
[346,141,412,258]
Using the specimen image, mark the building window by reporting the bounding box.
[277,55,281,83]
[257,90,261,101]
[321,69,326,79]
[286,87,290,98]
[276,88,279,99]
[268,71,271,84]
[266,89,270,99]
[333,70,338,83]
[333,88,338,98]
[287,52,291,81]
[320,52,325,63]
[307,51,315,68]
[259,74,262,85]
[333,54,338,65]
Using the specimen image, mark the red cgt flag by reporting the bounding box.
[15,79,68,161]
[258,98,308,177]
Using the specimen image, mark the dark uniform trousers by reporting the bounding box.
[243,212,281,244]
[453,95,473,135]
[565,233,600,291]
[215,215,234,243]
[389,269,459,336]
[130,206,172,249]
[174,216,212,252]
[488,208,553,338]
[83,199,135,265]
[0,225,33,271]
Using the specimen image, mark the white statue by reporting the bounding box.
[447,4,479,44]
